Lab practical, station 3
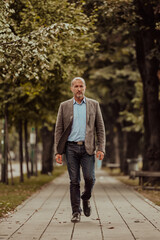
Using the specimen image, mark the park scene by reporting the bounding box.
[0,0,160,239]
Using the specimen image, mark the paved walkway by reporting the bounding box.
[1,170,160,240]
[0,162,42,179]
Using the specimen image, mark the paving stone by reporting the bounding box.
[1,170,160,240]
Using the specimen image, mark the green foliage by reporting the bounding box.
[0,0,96,127]
[83,0,144,134]
[0,1,49,82]
[119,79,144,133]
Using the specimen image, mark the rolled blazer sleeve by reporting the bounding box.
[54,103,63,155]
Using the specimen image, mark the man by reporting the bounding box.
[55,77,105,223]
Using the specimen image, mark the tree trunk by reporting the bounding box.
[117,125,128,174]
[113,130,120,164]
[1,119,6,183]
[135,0,160,172]
[41,126,54,174]
[101,104,116,167]
[34,126,38,176]
[126,132,142,159]
[4,110,9,184]
[24,120,30,178]
[18,120,24,182]
[1,110,9,184]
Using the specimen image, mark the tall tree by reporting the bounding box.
[10,0,96,173]
[81,0,141,171]
[0,0,97,179]
[82,0,160,174]
[134,0,160,171]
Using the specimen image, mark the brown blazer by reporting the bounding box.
[54,97,105,155]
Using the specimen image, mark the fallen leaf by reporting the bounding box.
[108,227,114,229]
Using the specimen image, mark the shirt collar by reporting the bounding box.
[73,97,86,105]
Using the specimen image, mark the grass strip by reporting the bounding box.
[0,166,67,218]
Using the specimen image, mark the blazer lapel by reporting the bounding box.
[68,98,74,121]
[86,97,90,124]
[57,98,73,154]
[63,98,73,125]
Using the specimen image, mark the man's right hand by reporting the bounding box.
[56,154,63,164]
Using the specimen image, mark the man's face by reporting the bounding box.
[71,79,86,100]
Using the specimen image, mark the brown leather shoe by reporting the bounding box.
[83,200,91,217]
[71,212,81,223]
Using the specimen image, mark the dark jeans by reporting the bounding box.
[65,142,95,214]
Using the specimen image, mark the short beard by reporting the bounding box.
[76,93,84,99]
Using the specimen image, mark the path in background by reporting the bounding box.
[0,170,160,240]
[0,157,101,179]
[0,161,42,179]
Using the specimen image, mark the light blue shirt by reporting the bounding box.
[68,98,86,142]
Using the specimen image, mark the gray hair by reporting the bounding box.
[71,77,86,86]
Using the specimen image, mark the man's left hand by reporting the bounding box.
[96,151,104,160]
